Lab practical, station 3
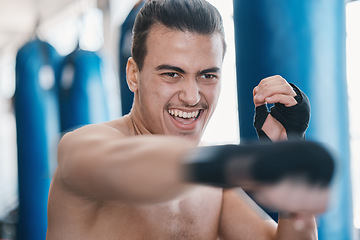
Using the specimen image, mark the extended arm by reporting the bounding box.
[57,124,196,203]
[57,122,332,214]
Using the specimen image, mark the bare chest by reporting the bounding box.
[48,186,222,240]
[94,188,222,240]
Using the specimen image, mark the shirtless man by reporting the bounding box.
[47,0,334,239]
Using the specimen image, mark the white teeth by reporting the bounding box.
[168,109,200,119]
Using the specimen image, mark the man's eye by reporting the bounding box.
[163,72,179,78]
[200,74,217,80]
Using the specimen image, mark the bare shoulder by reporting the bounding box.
[64,116,131,139]
[101,115,134,136]
[58,116,132,153]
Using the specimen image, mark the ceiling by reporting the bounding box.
[0,0,101,55]
[0,0,355,56]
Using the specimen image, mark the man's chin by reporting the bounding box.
[167,129,202,143]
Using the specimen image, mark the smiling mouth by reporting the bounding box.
[167,109,201,125]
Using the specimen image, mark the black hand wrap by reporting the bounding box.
[184,141,335,189]
[254,105,272,141]
[254,83,311,141]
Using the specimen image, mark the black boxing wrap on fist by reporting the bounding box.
[254,105,272,141]
[254,83,311,141]
[183,141,334,189]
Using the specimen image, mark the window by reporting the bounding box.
[201,0,240,145]
[346,0,360,230]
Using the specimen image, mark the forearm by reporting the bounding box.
[276,214,317,240]
[57,124,196,202]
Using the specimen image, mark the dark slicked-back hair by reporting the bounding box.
[132,0,226,71]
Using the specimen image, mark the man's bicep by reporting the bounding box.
[218,189,276,240]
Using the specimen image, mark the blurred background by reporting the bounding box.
[0,0,359,239]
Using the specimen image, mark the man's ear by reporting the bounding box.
[126,57,140,92]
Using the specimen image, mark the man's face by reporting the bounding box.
[132,24,224,143]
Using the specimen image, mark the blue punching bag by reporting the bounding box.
[118,0,146,115]
[14,38,61,239]
[58,49,109,133]
[233,0,353,239]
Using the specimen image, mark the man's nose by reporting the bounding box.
[178,78,201,106]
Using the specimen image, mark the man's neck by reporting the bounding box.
[129,109,152,136]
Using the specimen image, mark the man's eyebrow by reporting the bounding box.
[155,64,185,74]
[156,65,221,75]
[199,67,221,75]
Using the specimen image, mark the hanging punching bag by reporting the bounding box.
[233,0,353,239]
[58,49,109,133]
[14,38,61,240]
[118,0,146,115]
